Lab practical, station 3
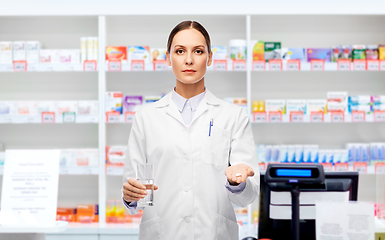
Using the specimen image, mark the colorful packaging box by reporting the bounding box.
[80,37,87,63]
[307,48,331,62]
[26,41,42,64]
[264,42,281,62]
[279,145,288,163]
[281,48,306,61]
[327,102,347,113]
[38,101,58,114]
[327,92,348,103]
[106,146,126,166]
[106,92,123,114]
[105,46,127,62]
[286,99,306,114]
[0,42,13,64]
[128,46,150,63]
[0,101,18,115]
[144,96,162,105]
[211,46,227,60]
[18,101,39,115]
[39,49,51,63]
[60,149,76,167]
[352,45,366,60]
[265,99,286,114]
[371,143,385,163]
[295,145,304,163]
[303,145,319,163]
[78,101,99,115]
[123,96,143,113]
[305,99,327,114]
[57,101,78,115]
[59,50,80,64]
[75,149,99,166]
[250,41,264,61]
[331,45,352,62]
[252,100,265,112]
[366,45,379,60]
[347,143,370,163]
[372,96,385,111]
[13,41,26,61]
[379,46,385,60]
[348,96,372,114]
[150,48,167,62]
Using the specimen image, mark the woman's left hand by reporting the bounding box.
[225,164,255,186]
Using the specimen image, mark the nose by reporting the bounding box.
[185,53,193,65]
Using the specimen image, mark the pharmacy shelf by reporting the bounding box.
[0,221,68,233]
[0,63,98,72]
[106,166,124,176]
[260,164,378,175]
[0,166,99,175]
[45,223,139,236]
[0,115,99,124]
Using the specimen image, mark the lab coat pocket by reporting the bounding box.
[138,217,162,240]
[216,214,239,240]
[202,127,231,167]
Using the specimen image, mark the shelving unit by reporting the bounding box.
[1,3,385,238]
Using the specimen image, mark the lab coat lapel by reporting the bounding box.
[190,90,220,125]
[154,92,186,127]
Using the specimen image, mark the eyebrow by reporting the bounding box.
[174,44,205,48]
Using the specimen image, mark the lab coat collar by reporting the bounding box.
[154,89,221,109]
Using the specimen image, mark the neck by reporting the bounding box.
[175,78,205,99]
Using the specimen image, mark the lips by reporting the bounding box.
[182,69,196,73]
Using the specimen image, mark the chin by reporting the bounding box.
[176,76,205,85]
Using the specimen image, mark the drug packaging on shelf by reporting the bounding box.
[50,50,61,64]
[348,95,372,114]
[0,101,18,115]
[371,143,385,163]
[287,145,296,163]
[13,41,26,61]
[264,42,281,62]
[307,48,331,62]
[379,46,385,60]
[80,37,87,63]
[59,50,80,64]
[327,92,348,103]
[347,143,370,163]
[319,150,334,164]
[286,99,306,114]
[279,145,288,163]
[211,46,227,60]
[295,145,304,163]
[106,146,126,166]
[333,149,349,164]
[144,96,162,105]
[250,40,264,61]
[105,46,127,62]
[281,48,306,61]
[123,96,142,113]
[78,101,99,115]
[86,37,96,61]
[230,39,247,60]
[150,48,167,62]
[39,49,51,63]
[0,42,13,64]
[75,149,99,166]
[327,102,347,113]
[57,101,78,115]
[92,37,98,61]
[252,100,265,112]
[128,46,150,63]
[265,99,286,114]
[26,41,42,64]
[303,145,319,163]
[38,101,58,114]
[60,149,76,167]
[372,96,385,111]
[331,45,352,62]
[306,99,327,114]
[106,92,123,114]
[256,145,266,163]
[366,45,379,60]
[352,45,366,60]
[17,101,39,115]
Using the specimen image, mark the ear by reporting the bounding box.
[207,51,213,67]
[166,51,172,66]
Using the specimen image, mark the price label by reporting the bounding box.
[60,168,69,175]
[259,163,266,172]
[311,60,324,71]
[374,111,385,122]
[63,112,76,123]
[253,60,265,71]
[213,60,227,71]
[253,112,266,123]
[351,111,365,122]
[367,60,379,71]
[269,60,282,71]
[233,60,246,71]
[310,112,324,122]
[84,60,97,71]
[125,112,135,123]
[13,61,27,72]
[131,60,144,71]
[337,59,351,71]
[331,112,344,122]
[353,60,366,71]
[106,166,124,175]
[46,65,54,71]
[353,162,368,174]
[26,116,35,123]
[290,111,304,122]
[41,112,55,123]
[65,65,75,71]
[321,163,333,172]
[0,116,12,123]
[269,112,282,123]
[380,60,385,71]
[335,163,349,172]
[287,60,300,71]
[375,163,385,174]
[153,60,168,71]
[108,60,122,71]
[106,112,120,123]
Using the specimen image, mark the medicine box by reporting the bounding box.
[303,145,319,163]
[327,102,347,113]
[123,96,143,113]
[306,99,327,114]
[307,48,331,62]
[0,42,13,64]
[265,100,286,114]
[372,96,385,111]
[106,92,123,114]
[252,101,265,112]
[150,48,167,62]
[26,41,42,64]
[347,143,370,163]
[286,99,306,114]
[331,45,352,62]
[281,48,306,61]
[379,46,385,60]
[128,46,150,63]
[250,40,264,61]
[106,146,127,166]
[13,41,26,61]
[78,101,98,115]
[60,50,80,64]
[352,45,366,60]
[264,42,281,62]
[327,92,348,103]
[0,101,18,115]
[38,101,58,114]
[105,46,127,62]
[57,101,78,115]
[211,46,227,60]
[75,149,99,167]
[279,145,288,163]
[144,96,161,105]
[371,143,385,163]
[18,101,39,115]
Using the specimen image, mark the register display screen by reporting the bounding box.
[276,169,312,177]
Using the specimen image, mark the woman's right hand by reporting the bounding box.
[123,179,158,202]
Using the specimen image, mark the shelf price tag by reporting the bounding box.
[259,163,266,172]
[59,168,69,175]
[213,60,227,71]
[337,59,351,71]
[374,111,385,122]
[367,60,380,71]
[41,112,55,123]
[13,60,27,72]
[125,112,135,123]
[375,162,385,174]
[351,111,365,122]
[153,60,168,71]
[106,166,124,175]
[268,112,282,123]
[232,60,246,71]
[108,60,122,71]
[84,60,97,71]
[63,112,76,123]
[287,60,300,71]
[380,60,385,71]
[131,60,145,71]
[253,112,266,123]
[310,112,324,122]
[353,60,366,71]
[321,163,333,172]
[253,60,265,71]
[290,111,304,122]
[106,112,120,123]
[311,60,324,71]
[331,112,345,122]
[335,163,349,172]
[269,60,282,71]
[353,162,368,174]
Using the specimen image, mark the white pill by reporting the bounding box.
[235,173,242,177]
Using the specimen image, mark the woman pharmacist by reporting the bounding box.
[122,21,260,240]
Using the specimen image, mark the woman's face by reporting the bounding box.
[167,28,212,84]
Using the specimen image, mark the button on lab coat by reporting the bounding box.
[123,90,260,240]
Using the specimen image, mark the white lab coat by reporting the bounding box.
[123,89,260,240]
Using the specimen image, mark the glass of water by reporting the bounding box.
[136,163,154,207]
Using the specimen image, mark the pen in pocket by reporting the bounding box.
[209,119,213,137]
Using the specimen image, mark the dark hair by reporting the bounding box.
[167,20,211,53]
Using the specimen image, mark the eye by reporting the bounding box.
[176,49,184,54]
[195,49,204,54]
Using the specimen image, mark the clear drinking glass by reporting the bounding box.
[136,163,154,207]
